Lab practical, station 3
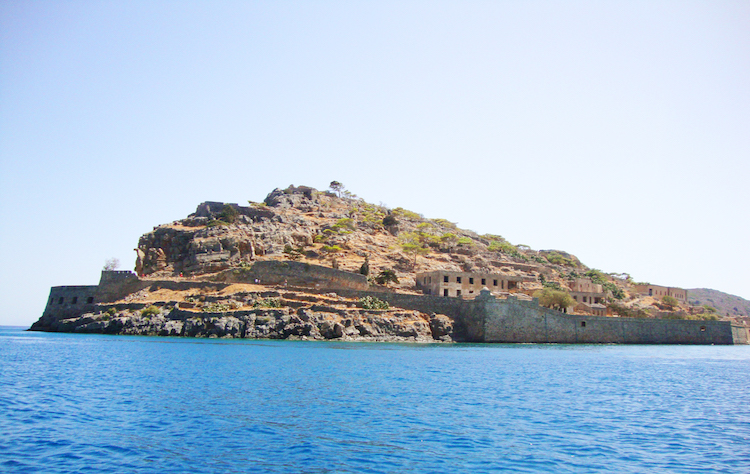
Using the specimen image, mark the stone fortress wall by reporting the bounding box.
[39,265,749,344]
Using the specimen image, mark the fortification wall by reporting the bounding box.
[224,260,369,291]
[97,270,148,302]
[470,291,739,344]
[42,285,100,320]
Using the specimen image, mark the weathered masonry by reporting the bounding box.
[416,270,531,298]
[461,290,748,345]
[635,284,688,302]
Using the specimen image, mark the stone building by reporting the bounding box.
[415,270,531,298]
[567,278,606,306]
[635,284,688,303]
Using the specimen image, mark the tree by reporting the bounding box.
[662,295,679,310]
[398,232,431,267]
[329,181,345,197]
[374,269,399,286]
[534,288,575,312]
[103,258,120,271]
[359,255,370,276]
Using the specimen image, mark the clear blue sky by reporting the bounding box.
[2,1,748,326]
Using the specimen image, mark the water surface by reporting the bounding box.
[1,327,749,473]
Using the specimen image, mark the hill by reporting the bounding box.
[687,289,750,320]
[131,183,726,321]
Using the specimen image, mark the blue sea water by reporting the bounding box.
[1,326,749,473]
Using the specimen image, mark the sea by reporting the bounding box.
[1,326,749,473]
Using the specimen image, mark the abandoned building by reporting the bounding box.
[634,284,688,302]
[415,270,532,298]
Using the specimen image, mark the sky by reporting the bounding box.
[1,1,748,327]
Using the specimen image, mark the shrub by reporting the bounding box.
[283,244,304,261]
[359,296,389,310]
[662,295,679,309]
[141,305,161,317]
[359,256,370,276]
[219,204,238,224]
[203,302,231,313]
[106,307,117,316]
[253,297,281,308]
[374,269,399,286]
[382,214,398,227]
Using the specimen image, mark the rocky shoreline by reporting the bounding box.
[30,291,455,342]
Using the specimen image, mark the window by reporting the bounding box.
[58,297,64,304]
[71,297,78,304]
[444,276,449,283]
[481,278,486,285]
[469,277,474,284]
[469,290,474,294]
[581,321,586,327]
[443,289,449,297]
[493,279,498,286]
[87,297,94,304]
[457,277,462,283]
[456,290,462,297]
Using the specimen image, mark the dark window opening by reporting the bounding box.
[87,297,94,304]
[649,289,653,296]
[457,277,462,284]
[581,321,586,327]
[456,290,462,297]
[469,277,474,284]
[481,278,486,285]
[469,290,474,294]
[71,297,78,304]
[443,289,449,297]
[58,297,64,304]
[493,279,498,286]
[444,276,449,283]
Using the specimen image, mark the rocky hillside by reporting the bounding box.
[132,184,729,321]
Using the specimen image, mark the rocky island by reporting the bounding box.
[31,184,749,344]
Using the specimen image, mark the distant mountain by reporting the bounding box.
[687,289,750,319]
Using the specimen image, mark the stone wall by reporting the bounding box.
[224,260,369,291]
[468,290,744,345]
[42,285,100,320]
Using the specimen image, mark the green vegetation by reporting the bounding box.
[329,181,345,197]
[253,297,281,308]
[321,245,342,254]
[359,296,390,310]
[603,281,625,300]
[141,305,161,317]
[544,252,577,267]
[661,295,679,309]
[202,302,232,313]
[432,218,457,229]
[392,207,422,221]
[374,269,399,286]
[359,256,370,276]
[283,244,304,261]
[382,214,398,227]
[398,231,432,265]
[219,204,238,224]
[106,307,117,316]
[456,237,473,246]
[534,288,575,312]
